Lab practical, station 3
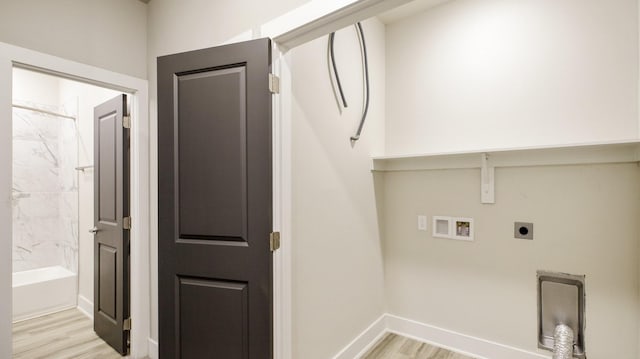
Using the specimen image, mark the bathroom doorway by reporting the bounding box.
[0,43,150,359]
[11,67,129,357]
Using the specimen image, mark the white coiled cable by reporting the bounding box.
[553,324,574,359]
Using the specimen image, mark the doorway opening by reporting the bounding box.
[11,67,129,358]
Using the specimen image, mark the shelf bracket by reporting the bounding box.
[481,153,495,204]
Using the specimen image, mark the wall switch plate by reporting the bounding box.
[417,215,427,231]
[514,222,533,239]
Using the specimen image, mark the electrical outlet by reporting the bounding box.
[514,222,533,240]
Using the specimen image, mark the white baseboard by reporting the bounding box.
[332,315,387,359]
[144,314,549,359]
[77,294,93,320]
[332,313,551,359]
[148,338,159,359]
[385,314,550,359]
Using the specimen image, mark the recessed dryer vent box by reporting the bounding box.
[537,271,586,358]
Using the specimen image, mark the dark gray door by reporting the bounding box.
[93,94,130,355]
[158,38,273,359]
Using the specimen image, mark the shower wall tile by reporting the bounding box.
[13,108,61,141]
[60,120,78,192]
[12,106,78,273]
[12,140,60,172]
[12,193,60,226]
[60,192,78,220]
[13,218,63,271]
[12,164,60,193]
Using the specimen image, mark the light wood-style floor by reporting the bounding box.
[362,333,476,359]
[13,309,124,359]
[13,310,471,359]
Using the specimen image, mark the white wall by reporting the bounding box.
[12,68,60,107]
[381,163,640,358]
[380,2,640,357]
[385,0,639,155]
[0,0,147,79]
[58,79,122,315]
[146,0,313,343]
[290,18,387,359]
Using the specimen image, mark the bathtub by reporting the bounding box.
[12,265,77,322]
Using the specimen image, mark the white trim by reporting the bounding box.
[128,68,151,359]
[372,140,640,172]
[271,43,293,359]
[77,294,93,320]
[0,52,13,359]
[0,42,150,359]
[372,140,640,204]
[332,314,551,359]
[262,0,414,50]
[332,315,387,359]
[386,314,550,359]
[148,338,159,359]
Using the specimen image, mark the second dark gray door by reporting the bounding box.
[93,94,130,355]
[158,38,273,358]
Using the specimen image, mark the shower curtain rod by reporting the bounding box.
[12,104,76,121]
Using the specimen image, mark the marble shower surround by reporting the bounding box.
[12,100,78,273]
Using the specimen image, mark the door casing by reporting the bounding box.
[0,42,150,359]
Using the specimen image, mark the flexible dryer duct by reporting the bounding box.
[552,324,574,359]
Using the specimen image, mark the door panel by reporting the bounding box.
[99,113,117,223]
[98,245,117,320]
[158,38,273,359]
[177,67,247,240]
[94,94,130,355]
[178,278,248,358]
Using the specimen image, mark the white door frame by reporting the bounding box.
[0,42,150,359]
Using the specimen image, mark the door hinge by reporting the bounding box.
[270,232,281,252]
[123,115,131,129]
[269,74,280,94]
[124,317,132,331]
[123,216,132,230]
